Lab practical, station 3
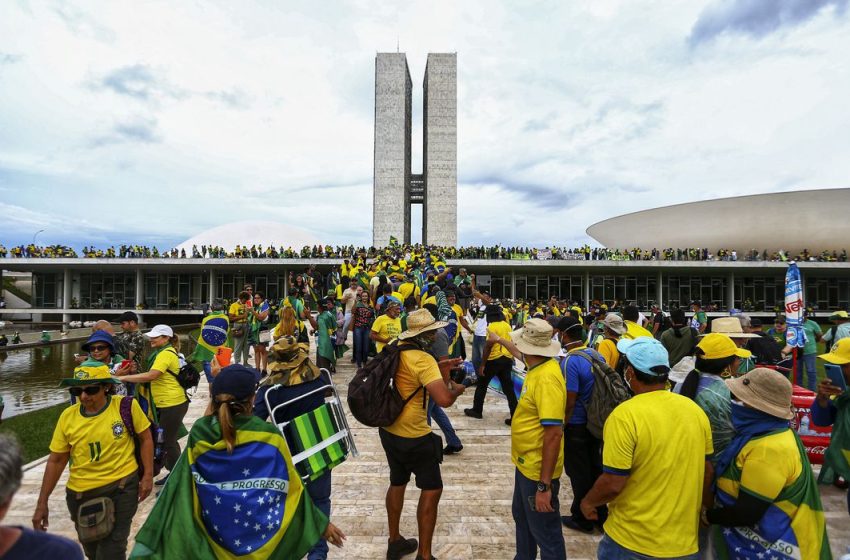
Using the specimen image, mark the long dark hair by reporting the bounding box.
[670,308,687,338]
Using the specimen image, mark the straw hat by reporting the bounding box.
[397,308,448,340]
[509,318,561,357]
[726,367,794,420]
[709,317,759,338]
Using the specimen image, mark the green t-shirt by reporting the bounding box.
[802,319,822,355]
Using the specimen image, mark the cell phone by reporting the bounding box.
[74,353,88,359]
[825,364,848,391]
[119,359,133,369]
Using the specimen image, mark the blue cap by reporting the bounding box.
[212,365,261,399]
[81,330,115,353]
[616,337,670,375]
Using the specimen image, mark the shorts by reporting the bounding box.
[379,429,443,490]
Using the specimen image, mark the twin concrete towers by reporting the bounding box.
[373,53,457,247]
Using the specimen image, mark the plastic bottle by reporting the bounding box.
[799,415,811,436]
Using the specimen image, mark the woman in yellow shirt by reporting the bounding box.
[116,324,188,484]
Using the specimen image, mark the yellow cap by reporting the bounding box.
[60,362,121,387]
[819,338,850,365]
[696,333,752,360]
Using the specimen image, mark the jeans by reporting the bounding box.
[66,474,139,560]
[341,311,353,344]
[597,534,699,560]
[472,357,518,418]
[512,468,566,560]
[803,353,818,391]
[427,399,462,448]
[563,423,606,526]
[306,472,332,559]
[353,326,370,366]
[202,361,212,384]
[471,334,486,372]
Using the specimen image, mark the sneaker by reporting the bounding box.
[463,408,482,419]
[387,536,418,559]
[561,515,594,534]
[154,474,169,487]
[443,444,463,455]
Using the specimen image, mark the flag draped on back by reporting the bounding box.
[198,313,231,354]
[131,415,327,559]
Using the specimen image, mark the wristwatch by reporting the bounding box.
[536,481,550,493]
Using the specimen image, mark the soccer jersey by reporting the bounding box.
[713,429,830,560]
[149,348,186,407]
[383,347,442,439]
[486,321,513,360]
[49,396,150,492]
[371,314,402,353]
[511,359,566,481]
[602,391,712,557]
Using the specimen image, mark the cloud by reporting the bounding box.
[51,3,116,43]
[90,117,161,147]
[96,64,183,101]
[0,52,23,64]
[203,88,251,109]
[689,0,849,46]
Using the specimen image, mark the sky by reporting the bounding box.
[1,0,849,250]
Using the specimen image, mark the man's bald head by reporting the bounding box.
[92,320,115,334]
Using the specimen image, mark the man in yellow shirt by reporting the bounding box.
[497,318,567,559]
[370,300,402,353]
[581,337,713,558]
[379,310,466,560]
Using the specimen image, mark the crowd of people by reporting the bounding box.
[3,249,849,560]
[2,241,848,263]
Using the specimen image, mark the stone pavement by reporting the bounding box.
[6,336,850,559]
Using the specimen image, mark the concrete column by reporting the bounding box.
[510,270,516,300]
[208,268,216,305]
[727,272,735,311]
[62,268,72,325]
[657,271,663,309]
[135,269,144,308]
[584,271,591,307]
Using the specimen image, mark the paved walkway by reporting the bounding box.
[6,336,850,558]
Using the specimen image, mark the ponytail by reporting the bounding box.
[213,393,253,454]
[169,334,181,353]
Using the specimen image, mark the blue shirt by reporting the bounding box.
[3,527,82,560]
[561,348,600,425]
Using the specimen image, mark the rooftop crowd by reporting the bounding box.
[3,248,849,560]
[1,242,848,262]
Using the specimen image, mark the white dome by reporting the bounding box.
[177,221,321,252]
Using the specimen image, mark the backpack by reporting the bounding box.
[347,341,426,427]
[566,349,631,439]
[119,397,164,479]
[165,348,201,390]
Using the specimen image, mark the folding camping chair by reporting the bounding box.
[264,369,358,483]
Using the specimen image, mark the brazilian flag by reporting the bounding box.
[389,235,398,246]
[197,312,230,354]
[131,415,328,559]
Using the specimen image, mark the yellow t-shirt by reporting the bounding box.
[383,347,442,438]
[398,282,419,304]
[622,320,653,340]
[50,396,151,492]
[149,348,187,407]
[602,391,713,557]
[421,295,436,307]
[228,301,246,322]
[511,359,566,481]
[596,338,620,370]
[371,314,402,353]
[487,321,514,361]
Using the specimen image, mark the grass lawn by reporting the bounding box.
[0,403,66,463]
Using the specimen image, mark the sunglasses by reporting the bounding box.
[88,345,111,352]
[69,386,103,397]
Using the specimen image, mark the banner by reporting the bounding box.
[784,262,806,348]
[536,249,552,260]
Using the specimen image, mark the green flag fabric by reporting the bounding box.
[819,392,850,484]
[131,414,328,559]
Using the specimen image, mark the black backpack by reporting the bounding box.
[565,349,631,439]
[165,348,201,390]
[347,341,425,427]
